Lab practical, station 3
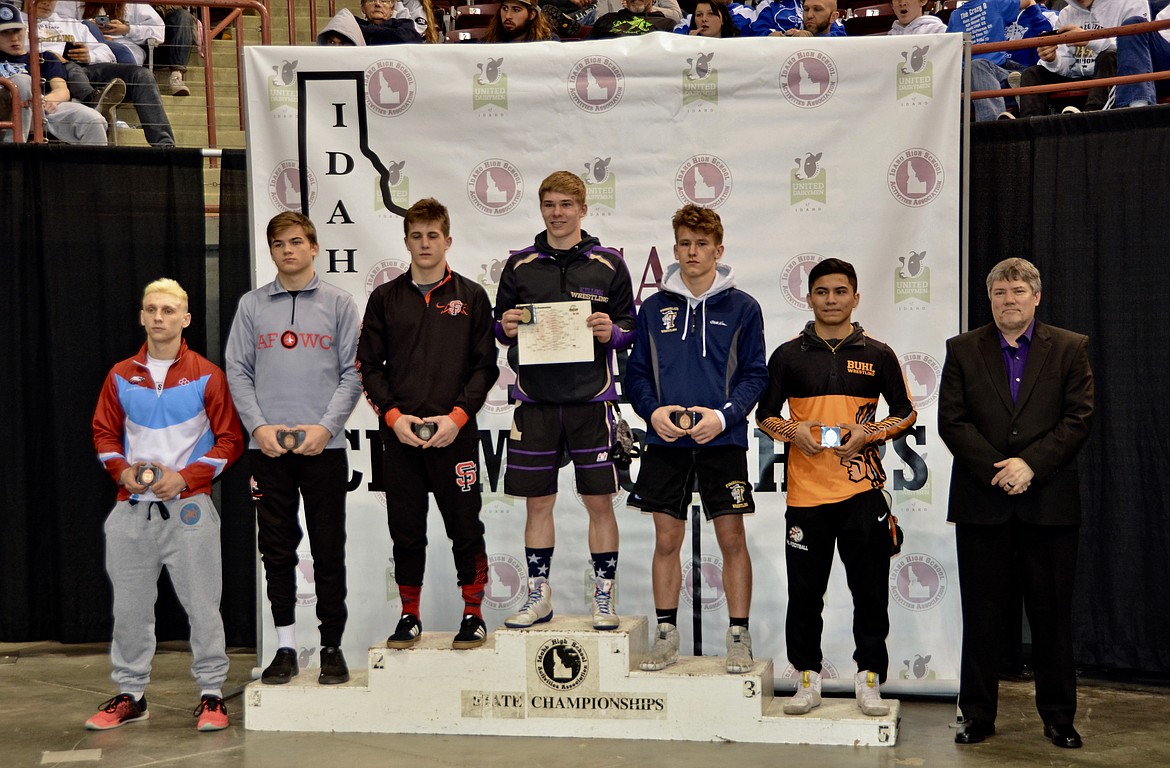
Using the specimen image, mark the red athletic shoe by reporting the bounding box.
[194,694,229,731]
[85,693,149,730]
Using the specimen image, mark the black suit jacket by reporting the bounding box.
[938,321,1094,526]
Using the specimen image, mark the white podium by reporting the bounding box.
[244,615,899,745]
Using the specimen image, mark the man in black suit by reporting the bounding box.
[939,258,1094,749]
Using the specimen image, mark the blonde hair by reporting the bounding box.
[142,278,189,310]
[539,170,587,207]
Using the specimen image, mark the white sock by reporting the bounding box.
[201,688,223,699]
[276,624,296,650]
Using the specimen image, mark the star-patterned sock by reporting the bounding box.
[591,551,618,580]
[525,547,554,580]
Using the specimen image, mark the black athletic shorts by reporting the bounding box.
[504,401,619,497]
[629,443,754,520]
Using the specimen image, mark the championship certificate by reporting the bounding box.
[517,300,594,365]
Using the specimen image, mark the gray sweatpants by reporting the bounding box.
[104,494,228,693]
[0,74,108,145]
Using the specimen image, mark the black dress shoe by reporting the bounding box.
[261,647,299,685]
[1044,722,1083,748]
[955,719,996,744]
[318,646,349,685]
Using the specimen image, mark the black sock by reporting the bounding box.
[729,616,749,629]
[656,608,678,627]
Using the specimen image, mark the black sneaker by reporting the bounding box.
[261,647,299,685]
[452,614,487,649]
[318,646,349,685]
[386,613,422,649]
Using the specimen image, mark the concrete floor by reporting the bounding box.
[2,640,1167,768]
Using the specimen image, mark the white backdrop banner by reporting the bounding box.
[243,32,962,695]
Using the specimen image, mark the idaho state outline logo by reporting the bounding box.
[365,60,416,117]
[467,159,523,216]
[675,155,732,209]
[888,149,944,208]
[779,50,838,109]
[568,56,625,113]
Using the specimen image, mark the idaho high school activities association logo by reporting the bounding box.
[888,149,944,208]
[365,60,416,117]
[682,51,718,109]
[296,553,317,607]
[472,56,508,112]
[680,554,726,611]
[535,638,589,691]
[675,155,732,208]
[484,553,526,610]
[896,45,934,103]
[779,659,840,681]
[900,352,942,410]
[568,56,625,113]
[895,250,931,306]
[267,58,298,113]
[890,553,947,611]
[779,51,838,109]
[781,252,823,309]
[482,348,517,415]
[374,160,410,213]
[582,156,617,211]
[268,161,317,212]
[467,159,523,216]
[790,152,828,209]
[365,258,410,295]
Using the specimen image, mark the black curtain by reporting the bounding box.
[970,107,1170,672]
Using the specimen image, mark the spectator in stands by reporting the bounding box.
[1018,0,1149,116]
[598,0,680,24]
[946,0,1018,120]
[590,0,675,37]
[396,0,441,42]
[541,0,598,29]
[151,6,198,94]
[1113,4,1170,107]
[318,7,365,45]
[62,4,196,96]
[88,278,243,732]
[1,1,109,143]
[675,0,750,36]
[1003,0,1056,70]
[888,0,946,34]
[483,0,558,41]
[27,0,176,145]
[753,0,845,36]
[786,0,844,36]
[355,0,424,44]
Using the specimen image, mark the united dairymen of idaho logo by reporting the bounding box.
[896,45,934,103]
[888,149,944,208]
[472,56,508,112]
[267,58,299,113]
[365,258,410,295]
[779,50,837,109]
[365,60,416,117]
[535,638,589,691]
[268,161,317,213]
[682,51,718,108]
[790,151,828,209]
[581,157,616,211]
[781,252,824,309]
[468,159,523,216]
[568,56,625,113]
[484,553,527,610]
[375,160,410,213]
[900,352,942,410]
[675,155,732,209]
[890,552,947,611]
[895,250,931,306]
[680,554,726,611]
